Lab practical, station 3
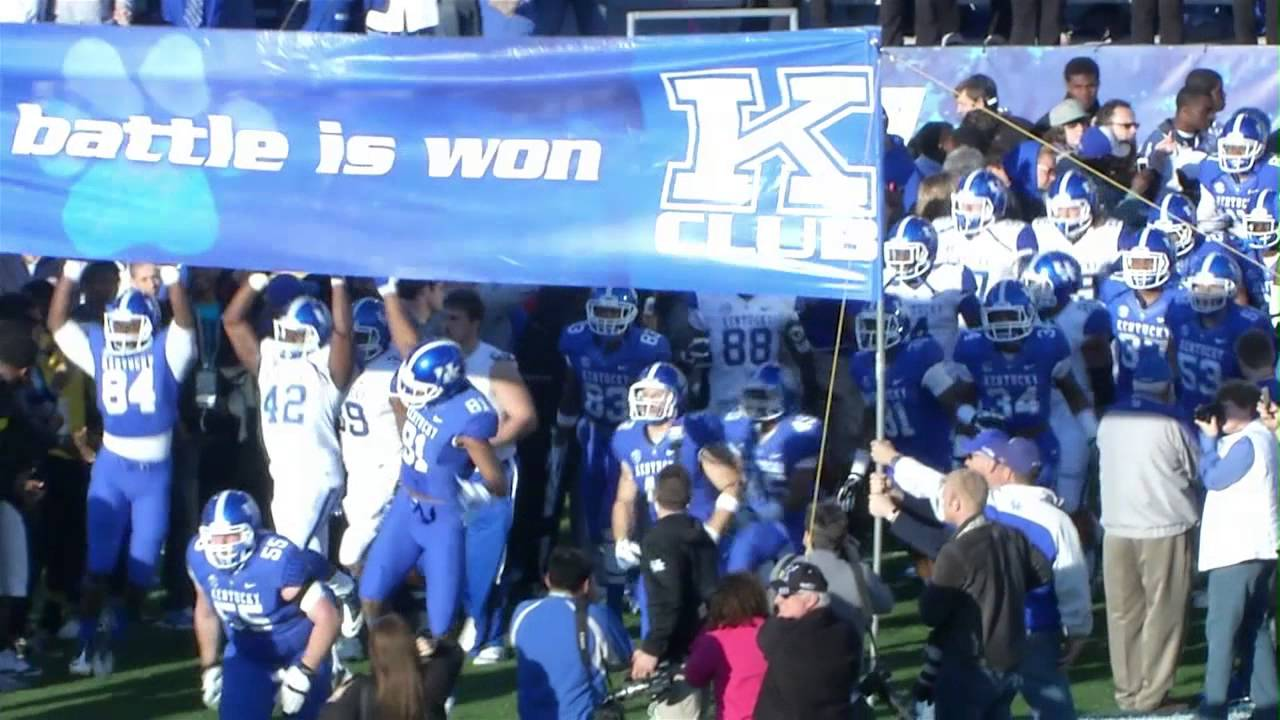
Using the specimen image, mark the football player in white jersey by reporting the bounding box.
[441,288,538,664]
[688,293,819,415]
[938,168,1039,298]
[223,273,353,555]
[883,215,982,359]
[1021,252,1114,516]
[1030,170,1124,295]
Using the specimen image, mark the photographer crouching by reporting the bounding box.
[1193,380,1279,720]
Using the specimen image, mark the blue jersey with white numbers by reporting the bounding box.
[186,532,328,664]
[1199,158,1280,227]
[953,327,1070,435]
[88,326,182,437]
[1218,236,1271,312]
[723,411,822,518]
[1108,288,1185,396]
[850,337,953,472]
[398,387,499,503]
[610,412,724,524]
[1170,300,1271,420]
[559,323,671,427]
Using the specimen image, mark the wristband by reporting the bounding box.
[956,404,977,426]
[62,259,86,283]
[377,277,398,297]
[556,410,579,429]
[715,492,740,514]
[330,276,345,287]
[247,273,269,292]
[160,265,182,286]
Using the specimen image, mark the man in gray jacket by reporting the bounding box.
[1097,356,1199,713]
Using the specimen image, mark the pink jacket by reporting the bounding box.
[682,618,767,720]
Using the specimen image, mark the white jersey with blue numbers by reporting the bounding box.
[465,340,518,463]
[885,263,977,360]
[53,321,195,462]
[937,219,1038,298]
[258,339,343,488]
[692,294,802,415]
[339,348,401,483]
[1030,218,1124,297]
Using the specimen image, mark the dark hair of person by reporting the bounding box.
[1183,68,1223,93]
[1235,329,1276,371]
[908,121,953,165]
[368,613,425,720]
[1063,57,1100,81]
[654,464,692,511]
[1216,380,1261,417]
[546,546,593,593]
[443,288,485,323]
[0,319,37,370]
[1095,99,1133,127]
[82,261,119,287]
[705,573,769,630]
[955,74,999,106]
[1175,86,1211,111]
[809,503,849,553]
[0,293,34,324]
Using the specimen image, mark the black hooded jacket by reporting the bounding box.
[639,512,719,660]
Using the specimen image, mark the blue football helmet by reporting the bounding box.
[197,490,262,571]
[1184,249,1241,314]
[397,339,468,409]
[628,362,687,422]
[1021,251,1083,312]
[1044,170,1097,241]
[585,287,639,337]
[981,280,1037,343]
[884,216,939,281]
[1120,227,1175,290]
[740,363,795,422]
[352,297,389,363]
[274,296,333,357]
[1242,189,1279,250]
[952,169,1009,235]
[1217,110,1268,174]
[104,288,162,355]
[854,295,909,351]
[1148,192,1198,258]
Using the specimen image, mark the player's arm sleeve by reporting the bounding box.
[1015,225,1039,263]
[164,323,198,380]
[460,410,500,442]
[53,322,96,379]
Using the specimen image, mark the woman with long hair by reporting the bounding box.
[682,573,770,720]
[321,613,463,720]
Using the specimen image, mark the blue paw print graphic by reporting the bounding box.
[45,35,276,258]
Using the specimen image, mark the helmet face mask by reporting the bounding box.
[196,490,262,571]
[854,306,905,351]
[1121,249,1170,290]
[103,291,159,355]
[1047,196,1091,240]
[628,382,677,422]
[352,298,389,362]
[1021,275,1057,311]
[1217,133,1262,174]
[981,305,1034,343]
[884,240,931,281]
[952,191,994,234]
[354,326,384,362]
[274,297,332,358]
[1243,192,1279,250]
[1187,275,1234,313]
[741,385,785,422]
[1154,219,1195,257]
[586,289,638,337]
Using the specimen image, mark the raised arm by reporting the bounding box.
[489,359,538,449]
[328,278,354,389]
[222,273,265,376]
[376,277,422,359]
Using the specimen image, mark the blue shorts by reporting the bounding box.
[86,446,172,586]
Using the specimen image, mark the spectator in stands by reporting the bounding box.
[683,573,769,720]
[1034,59,1101,135]
[1138,86,1215,198]
[534,0,602,35]
[1097,354,1199,713]
[755,562,860,720]
[1230,0,1273,43]
[914,172,955,221]
[1009,0,1061,47]
[953,75,1000,122]
[630,465,719,680]
[880,0,958,46]
[919,469,1052,718]
[909,122,952,178]
[1131,0,1183,45]
[1003,141,1057,221]
[943,146,986,183]
[0,255,59,296]
[161,0,254,28]
[1194,381,1279,720]
[1044,99,1090,155]
[510,546,631,720]
[1080,100,1142,209]
[1183,69,1226,128]
[320,613,464,720]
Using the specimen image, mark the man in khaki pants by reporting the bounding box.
[1097,357,1199,713]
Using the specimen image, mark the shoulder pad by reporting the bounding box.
[616,419,637,432]
[566,321,587,335]
[789,415,821,433]
[489,350,515,362]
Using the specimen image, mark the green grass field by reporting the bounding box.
[0,553,1209,719]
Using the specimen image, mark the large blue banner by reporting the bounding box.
[0,26,882,300]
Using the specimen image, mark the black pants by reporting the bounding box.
[161,430,199,612]
[1010,0,1061,44]
[1130,0,1183,43]
[879,0,909,45]
[911,0,958,44]
[1233,0,1274,42]
[38,456,88,605]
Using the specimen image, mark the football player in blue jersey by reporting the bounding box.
[357,340,507,641]
[1197,110,1278,239]
[882,216,981,358]
[1021,252,1114,513]
[945,281,1098,495]
[1149,192,1212,279]
[846,296,956,478]
[48,261,195,677]
[608,362,739,626]
[1169,250,1271,421]
[722,363,824,574]
[551,287,672,551]
[1240,189,1278,322]
[1106,227,1185,397]
[188,490,339,720]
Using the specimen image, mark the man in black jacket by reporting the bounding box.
[920,468,1053,719]
[756,561,861,720]
[630,465,718,680]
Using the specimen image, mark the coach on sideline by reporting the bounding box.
[1194,380,1279,720]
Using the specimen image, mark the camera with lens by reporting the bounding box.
[1194,401,1225,426]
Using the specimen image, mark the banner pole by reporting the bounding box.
[870,34,886,644]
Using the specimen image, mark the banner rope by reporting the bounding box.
[880,49,1271,276]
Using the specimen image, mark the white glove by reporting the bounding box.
[160,265,182,286]
[278,663,313,715]
[62,259,86,283]
[457,477,492,508]
[375,276,398,297]
[200,664,222,709]
[248,273,270,292]
[614,539,642,571]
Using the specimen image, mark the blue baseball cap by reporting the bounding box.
[959,429,1009,458]
[995,437,1042,477]
[1078,126,1114,160]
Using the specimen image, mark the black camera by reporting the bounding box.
[1195,402,1225,426]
